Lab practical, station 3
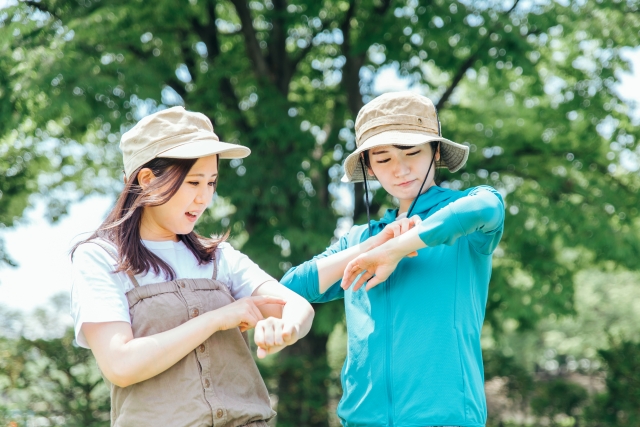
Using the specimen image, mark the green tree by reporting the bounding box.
[584,340,640,426]
[2,0,640,424]
[0,297,109,427]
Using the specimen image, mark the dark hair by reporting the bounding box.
[363,141,441,184]
[71,157,227,280]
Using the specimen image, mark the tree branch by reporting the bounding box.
[435,51,479,111]
[436,0,522,110]
[22,0,62,21]
[506,0,521,14]
[196,0,251,134]
[229,0,272,81]
[341,0,364,117]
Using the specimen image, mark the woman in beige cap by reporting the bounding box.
[282,92,505,427]
[70,106,314,426]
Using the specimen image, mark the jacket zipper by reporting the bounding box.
[386,275,394,426]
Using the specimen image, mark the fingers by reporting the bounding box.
[364,276,383,291]
[231,298,265,332]
[352,271,375,292]
[254,321,265,345]
[398,219,410,236]
[250,300,264,323]
[274,321,284,347]
[341,267,363,290]
[257,343,286,359]
[392,215,422,237]
[263,322,275,348]
[281,322,296,344]
[254,319,296,359]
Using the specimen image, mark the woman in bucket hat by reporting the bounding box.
[70,106,314,426]
[282,91,505,427]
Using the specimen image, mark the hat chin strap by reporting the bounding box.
[359,156,373,237]
[407,107,441,218]
[406,144,439,218]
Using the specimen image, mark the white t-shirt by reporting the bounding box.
[70,239,275,348]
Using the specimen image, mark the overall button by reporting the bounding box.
[204,379,210,388]
[216,409,223,418]
[179,281,185,288]
[198,344,205,353]
[192,308,199,317]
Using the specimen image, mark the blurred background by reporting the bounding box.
[1,0,639,426]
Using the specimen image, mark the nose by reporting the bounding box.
[194,185,212,205]
[393,158,411,178]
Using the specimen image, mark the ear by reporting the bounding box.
[436,144,441,162]
[137,168,156,189]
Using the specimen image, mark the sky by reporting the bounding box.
[0,12,639,317]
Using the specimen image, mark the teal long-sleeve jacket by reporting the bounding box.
[281,185,505,427]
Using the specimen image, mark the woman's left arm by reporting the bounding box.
[251,280,315,358]
[342,186,504,291]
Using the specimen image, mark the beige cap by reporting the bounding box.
[120,106,251,179]
[342,91,469,182]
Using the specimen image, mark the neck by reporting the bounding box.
[139,212,179,242]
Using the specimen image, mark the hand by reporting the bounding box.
[366,215,421,257]
[253,317,300,359]
[215,296,286,333]
[341,246,403,292]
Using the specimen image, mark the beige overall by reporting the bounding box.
[92,241,276,427]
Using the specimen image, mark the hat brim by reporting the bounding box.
[341,130,469,183]
[157,136,251,161]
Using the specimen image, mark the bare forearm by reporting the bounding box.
[316,240,372,292]
[282,293,314,338]
[90,312,223,387]
[381,228,427,260]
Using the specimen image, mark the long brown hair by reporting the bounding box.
[71,157,227,280]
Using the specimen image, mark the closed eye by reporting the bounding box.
[376,158,391,164]
[406,150,421,156]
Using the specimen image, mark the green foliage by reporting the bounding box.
[530,378,588,421]
[483,269,640,426]
[585,341,640,426]
[0,329,110,427]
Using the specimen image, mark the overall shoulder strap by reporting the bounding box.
[211,250,219,281]
[88,240,140,288]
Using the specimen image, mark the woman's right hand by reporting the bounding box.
[214,296,287,332]
[365,215,422,257]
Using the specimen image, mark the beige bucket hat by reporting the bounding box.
[120,106,251,179]
[342,91,469,183]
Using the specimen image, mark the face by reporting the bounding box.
[139,155,218,241]
[366,144,440,213]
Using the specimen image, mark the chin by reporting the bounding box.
[176,225,196,235]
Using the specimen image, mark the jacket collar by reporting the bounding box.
[377,185,456,226]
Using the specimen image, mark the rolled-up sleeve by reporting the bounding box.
[281,236,347,303]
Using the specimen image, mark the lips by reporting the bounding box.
[397,179,417,187]
[185,211,200,222]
